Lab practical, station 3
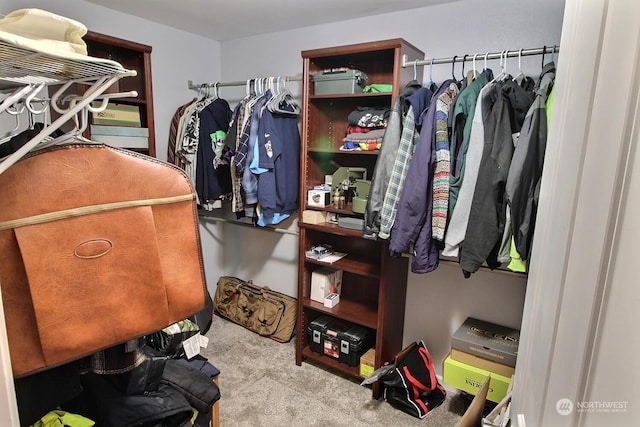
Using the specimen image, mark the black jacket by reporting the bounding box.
[460,78,535,276]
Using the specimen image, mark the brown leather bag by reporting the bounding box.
[0,143,207,378]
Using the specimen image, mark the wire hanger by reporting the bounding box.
[451,56,457,81]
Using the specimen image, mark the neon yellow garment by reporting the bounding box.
[507,238,527,272]
[32,411,95,427]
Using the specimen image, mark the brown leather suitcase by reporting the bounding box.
[0,143,207,378]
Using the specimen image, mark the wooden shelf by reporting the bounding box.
[83,31,156,158]
[301,346,362,379]
[302,298,378,329]
[295,39,424,399]
[303,256,380,278]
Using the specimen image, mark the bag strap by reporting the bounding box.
[0,194,193,231]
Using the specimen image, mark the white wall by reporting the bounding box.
[218,0,563,370]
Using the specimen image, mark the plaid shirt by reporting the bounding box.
[230,98,249,214]
[378,105,418,240]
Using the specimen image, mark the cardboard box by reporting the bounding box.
[307,189,331,207]
[324,293,340,308]
[91,125,149,137]
[443,354,511,403]
[310,267,342,303]
[92,102,142,127]
[450,348,515,378]
[457,376,491,427]
[302,210,327,225]
[359,348,376,378]
[451,318,519,367]
[91,134,148,149]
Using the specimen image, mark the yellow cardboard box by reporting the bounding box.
[359,348,375,378]
[92,102,142,127]
[450,348,515,378]
[443,353,511,403]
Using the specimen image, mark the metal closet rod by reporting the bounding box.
[402,45,559,67]
[187,75,302,90]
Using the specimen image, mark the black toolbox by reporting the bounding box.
[308,315,371,367]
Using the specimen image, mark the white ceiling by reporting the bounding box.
[85,0,457,41]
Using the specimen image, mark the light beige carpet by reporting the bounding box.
[201,315,466,426]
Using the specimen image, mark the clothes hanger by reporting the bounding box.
[0,88,36,144]
[496,50,508,81]
[468,53,479,84]
[451,55,458,81]
[486,50,506,86]
[495,50,506,81]
[267,76,301,116]
[413,59,418,81]
[460,54,468,83]
[425,57,436,90]
[0,84,35,115]
[512,49,525,84]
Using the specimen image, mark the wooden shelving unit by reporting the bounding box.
[295,39,424,398]
[83,31,156,157]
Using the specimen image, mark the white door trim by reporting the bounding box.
[512,0,640,425]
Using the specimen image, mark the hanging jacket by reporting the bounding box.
[506,62,556,260]
[448,70,492,216]
[365,80,422,239]
[242,95,269,204]
[460,78,536,276]
[432,82,460,245]
[390,80,458,273]
[378,86,434,240]
[443,81,497,257]
[195,98,232,208]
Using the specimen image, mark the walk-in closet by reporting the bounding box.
[1,1,638,426]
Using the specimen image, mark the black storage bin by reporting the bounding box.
[308,315,334,354]
[309,315,371,367]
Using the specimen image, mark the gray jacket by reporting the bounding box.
[505,62,556,260]
[364,80,422,238]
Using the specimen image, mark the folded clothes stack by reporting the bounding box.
[341,106,390,151]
